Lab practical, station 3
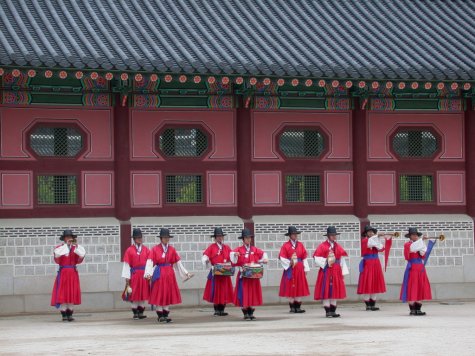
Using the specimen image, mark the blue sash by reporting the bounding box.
[320,259,340,299]
[151,263,172,290]
[237,273,244,306]
[54,265,76,309]
[401,258,423,303]
[285,258,303,280]
[130,265,145,274]
[207,269,216,301]
[359,254,379,273]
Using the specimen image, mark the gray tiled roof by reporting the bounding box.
[0,0,474,81]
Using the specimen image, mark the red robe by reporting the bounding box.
[50,245,84,306]
[202,243,234,304]
[148,244,182,306]
[357,238,386,294]
[278,240,310,298]
[232,245,264,307]
[399,241,432,302]
[123,244,151,302]
[313,240,347,300]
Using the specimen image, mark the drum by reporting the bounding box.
[241,264,264,279]
[213,263,235,276]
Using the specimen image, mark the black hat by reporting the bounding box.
[405,227,422,238]
[60,229,77,241]
[324,226,340,237]
[285,226,302,236]
[132,228,143,239]
[211,227,226,238]
[361,225,378,237]
[159,228,173,238]
[239,228,253,239]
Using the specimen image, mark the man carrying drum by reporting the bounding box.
[144,228,192,323]
[313,226,349,318]
[121,228,150,320]
[50,229,86,322]
[202,227,234,317]
[230,228,268,321]
[357,225,391,311]
[278,226,310,313]
[400,227,432,316]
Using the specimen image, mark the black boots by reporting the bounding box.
[213,304,228,316]
[409,304,416,315]
[289,302,305,313]
[365,299,379,311]
[294,302,305,313]
[65,309,74,321]
[137,306,147,319]
[242,308,250,320]
[61,311,68,322]
[242,307,255,320]
[132,308,139,320]
[413,303,426,316]
[156,310,172,323]
[325,305,340,318]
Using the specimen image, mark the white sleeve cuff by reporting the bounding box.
[230,252,239,264]
[54,244,69,257]
[367,236,384,250]
[74,245,86,257]
[280,257,291,270]
[410,238,425,252]
[122,262,131,279]
[303,258,310,272]
[314,256,327,269]
[144,259,154,277]
[259,252,269,263]
[201,254,210,268]
[175,260,189,279]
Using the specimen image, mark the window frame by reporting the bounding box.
[155,124,212,160]
[164,173,204,205]
[397,172,435,204]
[275,125,329,160]
[26,122,88,160]
[35,173,80,207]
[389,126,442,160]
[284,173,323,204]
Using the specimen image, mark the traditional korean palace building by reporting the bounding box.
[1,0,474,312]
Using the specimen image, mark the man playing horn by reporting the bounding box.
[278,226,310,313]
[400,227,432,316]
[50,229,86,322]
[357,225,391,311]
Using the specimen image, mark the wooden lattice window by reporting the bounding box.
[166,175,202,203]
[285,175,321,202]
[158,128,208,157]
[30,127,83,157]
[392,129,438,158]
[399,175,433,202]
[37,175,78,205]
[279,129,325,158]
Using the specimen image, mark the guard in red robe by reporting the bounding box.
[121,228,150,320]
[400,227,432,316]
[357,225,390,311]
[50,229,86,322]
[202,227,234,316]
[313,226,349,318]
[144,228,192,323]
[278,226,310,313]
[231,228,268,321]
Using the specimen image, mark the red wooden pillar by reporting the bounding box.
[236,102,254,234]
[465,99,475,234]
[113,94,132,259]
[353,97,369,230]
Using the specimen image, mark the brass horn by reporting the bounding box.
[378,232,400,238]
[423,234,445,241]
